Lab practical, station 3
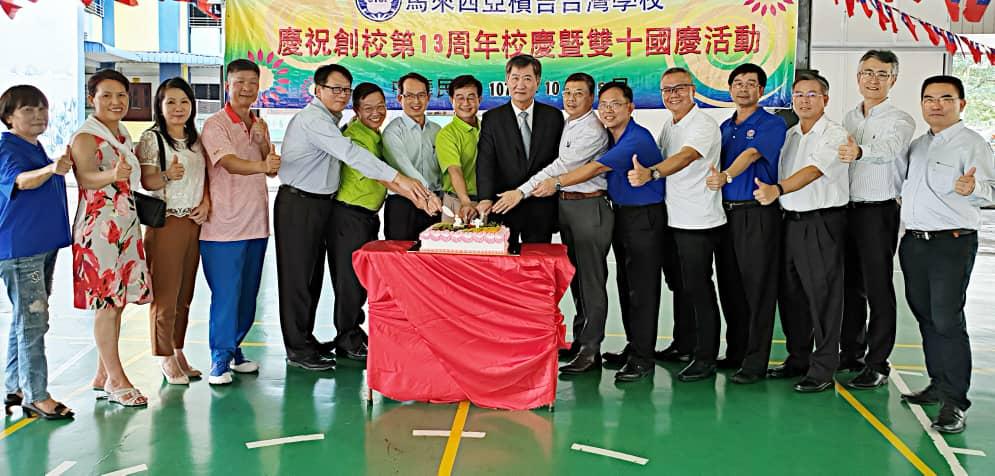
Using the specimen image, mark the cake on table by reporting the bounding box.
[418,218,511,255]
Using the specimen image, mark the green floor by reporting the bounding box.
[2,239,995,475]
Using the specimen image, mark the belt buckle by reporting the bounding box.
[924,231,931,241]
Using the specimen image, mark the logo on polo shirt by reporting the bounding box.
[357,0,401,22]
[746,129,756,139]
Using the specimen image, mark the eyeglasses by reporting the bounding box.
[401,92,430,101]
[791,92,825,99]
[660,84,692,96]
[858,70,893,81]
[922,96,959,106]
[452,94,479,103]
[317,84,352,96]
[598,101,629,112]
[731,80,760,90]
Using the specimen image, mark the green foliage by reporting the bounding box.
[954,56,995,140]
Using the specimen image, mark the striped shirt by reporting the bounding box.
[842,99,916,202]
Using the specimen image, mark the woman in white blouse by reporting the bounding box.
[137,78,210,385]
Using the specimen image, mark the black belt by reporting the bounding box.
[723,200,761,211]
[783,206,846,221]
[847,199,897,209]
[280,185,335,200]
[905,229,976,240]
[334,199,377,216]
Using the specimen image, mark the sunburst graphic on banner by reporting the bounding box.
[246,49,291,107]
[743,0,793,16]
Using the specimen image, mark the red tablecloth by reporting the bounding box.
[353,241,575,410]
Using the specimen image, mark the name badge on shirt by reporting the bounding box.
[746,129,756,140]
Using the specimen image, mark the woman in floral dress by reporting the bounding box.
[70,69,152,408]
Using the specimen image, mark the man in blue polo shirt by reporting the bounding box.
[532,82,664,382]
[707,64,787,384]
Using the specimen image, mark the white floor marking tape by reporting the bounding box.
[890,371,968,476]
[950,448,986,457]
[45,461,77,476]
[896,370,924,377]
[245,433,325,449]
[570,443,648,465]
[100,464,148,476]
[412,429,486,438]
[49,343,96,381]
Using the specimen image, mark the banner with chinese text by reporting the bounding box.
[225,0,798,110]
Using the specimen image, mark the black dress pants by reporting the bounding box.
[329,200,380,351]
[673,227,723,364]
[612,202,666,366]
[384,194,439,241]
[840,200,900,373]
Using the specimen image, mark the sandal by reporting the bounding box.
[21,401,74,420]
[4,392,22,416]
[93,386,108,400]
[106,388,148,408]
[183,367,203,380]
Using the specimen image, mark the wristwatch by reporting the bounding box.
[554,176,562,192]
[724,171,733,184]
[651,168,662,181]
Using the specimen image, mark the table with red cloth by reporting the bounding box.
[352,241,575,410]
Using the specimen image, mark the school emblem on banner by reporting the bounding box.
[356,0,401,22]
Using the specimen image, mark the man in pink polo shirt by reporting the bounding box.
[200,59,281,385]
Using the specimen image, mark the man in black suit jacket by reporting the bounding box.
[476,54,565,244]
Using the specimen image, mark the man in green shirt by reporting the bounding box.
[330,82,389,363]
[435,75,482,222]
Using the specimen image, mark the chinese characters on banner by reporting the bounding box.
[226,0,797,109]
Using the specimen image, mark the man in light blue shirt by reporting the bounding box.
[275,64,436,371]
[898,75,995,434]
[382,72,443,240]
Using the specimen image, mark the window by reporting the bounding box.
[85,0,104,17]
[193,84,221,101]
[189,2,222,27]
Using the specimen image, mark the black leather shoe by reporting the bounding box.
[716,358,742,370]
[602,347,630,370]
[654,345,692,363]
[836,359,864,373]
[901,385,941,406]
[559,348,602,374]
[847,368,888,389]
[678,360,717,382]
[767,364,807,379]
[931,403,966,434]
[793,378,833,393]
[316,341,336,359]
[730,369,763,384]
[336,343,368,362]
[286,355,336,371]
[559,343,580,361]
[614,360,654,382]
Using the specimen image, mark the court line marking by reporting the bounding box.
[101,464,148,476]
[49,343,97,381]
[45,461,77,476]
[891,371,969,476]
[245,433,325,449]
[835,383,936,476]
[950,448,986,457]
[437,401,470,476]
[897,370,924,377]
[414,429,486,438]
[570,443,648,466]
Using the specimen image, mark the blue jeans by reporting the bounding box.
[1,250,57,402]
[200,239,267,366]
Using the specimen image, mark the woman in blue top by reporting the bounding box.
[0,85,74,420]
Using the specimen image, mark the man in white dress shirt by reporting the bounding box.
[628,66,724,382]
[755,72,849,393]
[837,50,917,388]
[492,73,611,373]
[898,75,994,434]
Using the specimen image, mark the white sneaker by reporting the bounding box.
[230,360,259,373]
[208,371,233,385]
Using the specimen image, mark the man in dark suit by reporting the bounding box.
[476,54,565,244]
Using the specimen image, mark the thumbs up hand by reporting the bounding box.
[705,164,726,191]
[627,154,652,187]
[264,143,281,175]
[53,146,73,176]
[955,166,977,196]
[114,153,132,182]
[165,154,185,181]
[838,135,861,163]
[752,177,780,205]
